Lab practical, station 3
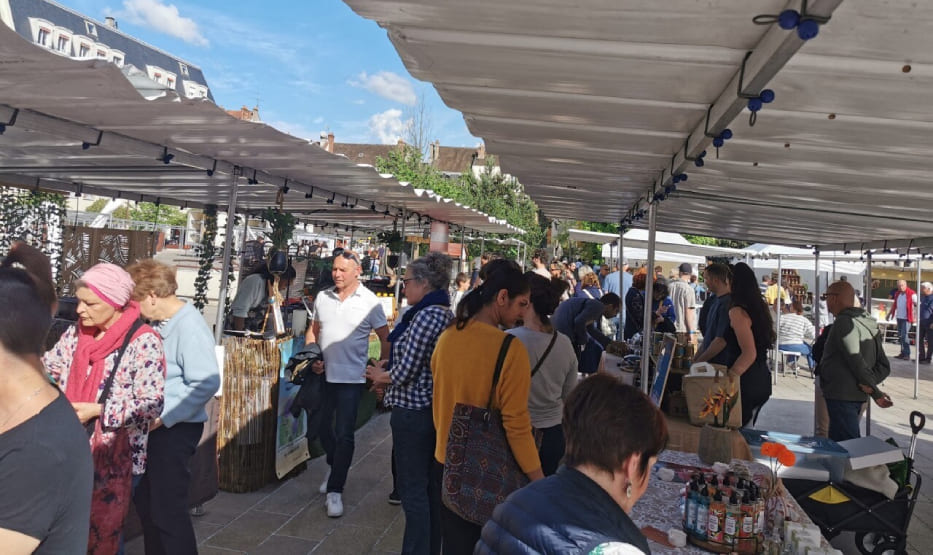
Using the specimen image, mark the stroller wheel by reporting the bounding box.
[855,531,900,555]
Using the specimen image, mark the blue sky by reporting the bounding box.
[56,0,480,147]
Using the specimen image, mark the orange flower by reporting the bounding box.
[760,442,779,457]
[777,449,796,467]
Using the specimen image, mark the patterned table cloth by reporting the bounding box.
[630,450,829,554]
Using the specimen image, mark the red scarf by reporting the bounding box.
[65,302,143,403]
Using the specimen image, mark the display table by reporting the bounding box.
[631,450,831,554]
[665,416,753,461]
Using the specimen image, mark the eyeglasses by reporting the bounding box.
[401,277,419,285]
[338,251,361,264]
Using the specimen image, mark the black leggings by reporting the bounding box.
[536,424,565,476]
[431,461,482,555]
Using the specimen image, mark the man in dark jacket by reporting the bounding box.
[821,281,893,441]
[551,294,620,373]
[476,375,666,554]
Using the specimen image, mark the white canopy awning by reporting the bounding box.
[343,0,933,248]
[0,25,521,237]
[569,228,745,259]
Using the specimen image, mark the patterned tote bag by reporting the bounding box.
[442,334,530,525]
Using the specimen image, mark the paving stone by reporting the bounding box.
[373,512,405,553]
[276,503,341,542]
[248,534,318,555]
[309,523,383,554]
[206,510,290,552]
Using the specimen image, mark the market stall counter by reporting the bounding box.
[632,451,835,554]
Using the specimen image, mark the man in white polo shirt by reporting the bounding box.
[306,251,389,517]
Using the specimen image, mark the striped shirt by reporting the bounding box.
[778,313,815,344]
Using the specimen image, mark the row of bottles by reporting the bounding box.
[683,472,764,551]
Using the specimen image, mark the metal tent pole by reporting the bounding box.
[865,250,872,436]
[619,227,625,341]
[916,252,922,399]
[213,168,241,344]
[814,250,821,332]
[394,210,407,313]
[773,254,783,385]
[640,203,657,394]
[460,225,466,273]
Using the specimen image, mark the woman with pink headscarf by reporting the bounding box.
[43,263,165,554]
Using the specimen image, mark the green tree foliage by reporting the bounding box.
[683,234,749,249]
[85,199,187,226]
[568,221,619,263]
[375,145,545,259]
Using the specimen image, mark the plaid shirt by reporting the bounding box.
[384,305,452,410]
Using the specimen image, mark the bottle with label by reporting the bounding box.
[723,491,741,547]
[739,490,755,549]
[685,480,699,533]
[695,485,710,540]
[708,491,726,543]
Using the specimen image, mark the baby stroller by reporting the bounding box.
[783,411,925,554]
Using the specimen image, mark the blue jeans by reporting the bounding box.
[778,343,815,369]
[825,398,863,442]
[897,318,911,357]
[391,407,441,555]
[319,382,363,493]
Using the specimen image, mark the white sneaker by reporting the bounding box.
[326,492,343,518]
[319,468,331,494]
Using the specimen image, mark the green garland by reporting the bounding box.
[223,214,242,319]
[193,204,218,312]
[0,186,66,284]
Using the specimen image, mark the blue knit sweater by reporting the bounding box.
[155,302,220,428]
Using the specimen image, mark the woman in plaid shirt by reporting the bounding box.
[367,252,453,555]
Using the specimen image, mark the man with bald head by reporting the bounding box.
[887,279,917,360]
[820,281,893,441]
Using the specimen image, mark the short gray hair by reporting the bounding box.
[407,252,452,291]
[922,281,933,291]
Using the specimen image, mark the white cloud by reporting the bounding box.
[121,0,208,46]
[352,99,366,105]
[267,120,319,142]
[312,116,325,125]
[349,71,416,106]
[368,109,409,144]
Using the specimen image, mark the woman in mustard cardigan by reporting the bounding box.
[431,259,543,554]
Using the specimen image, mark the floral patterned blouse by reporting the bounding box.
[43,325,166,475]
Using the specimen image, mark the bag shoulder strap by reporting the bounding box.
[97,319,146,405]
[487,334,516,411]
[531,332,559,378]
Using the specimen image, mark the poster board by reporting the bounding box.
[649,334,677,406]
[275,337,310,478]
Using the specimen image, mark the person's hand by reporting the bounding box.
[311,360,325,374]
[365,361,391,386]
[688,333,697,344]
[150,417,163,431]
[72,402,102,425]
[658,305,669,315]
[875,393,894,408]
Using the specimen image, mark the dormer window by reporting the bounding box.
[85,21,97,37]
[56,35,70,52]
[178,62,189,76]
[112,56,123,67]
[37,27,50,47]
[166,77,175,88]
[78,43,90,57]
[96,49,107,59]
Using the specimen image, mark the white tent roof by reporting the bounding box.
[343,0,933,248]
[0,26,521,236]
[569,228,745,258]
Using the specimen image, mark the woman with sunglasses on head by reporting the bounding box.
[367,252,454,555]
[431,259,543,554]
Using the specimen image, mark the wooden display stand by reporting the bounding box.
[217,336,286,492]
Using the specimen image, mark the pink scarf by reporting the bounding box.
[65,302,143,403]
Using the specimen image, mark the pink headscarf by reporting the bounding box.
[78,263,135,308]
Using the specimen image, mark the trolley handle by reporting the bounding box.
[910,411,925,435]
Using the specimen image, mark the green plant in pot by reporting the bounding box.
[697,385,739,465]
[378,228,405,268]
[262,207,298,266]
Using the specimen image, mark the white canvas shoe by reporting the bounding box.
[326,492,343,518]
[318,468,331,494]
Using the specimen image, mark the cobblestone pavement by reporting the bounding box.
[126,342,932,554]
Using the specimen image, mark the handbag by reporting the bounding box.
[682,363,743,428]
[442,334,529,525]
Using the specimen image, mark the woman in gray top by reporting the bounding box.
[508,273,579,475]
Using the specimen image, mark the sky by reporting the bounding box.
[55,0,480,147]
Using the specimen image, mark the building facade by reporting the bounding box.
[0,0,213,100]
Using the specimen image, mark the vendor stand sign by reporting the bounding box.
[275,337,310,478]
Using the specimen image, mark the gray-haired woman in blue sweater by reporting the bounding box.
[129,259,220,555]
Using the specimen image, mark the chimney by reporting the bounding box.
[429,140,440,164]
[476,143,486,160]
[327,132,335,154]
[104,16,118,29]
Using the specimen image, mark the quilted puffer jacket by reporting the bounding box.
[475,466,650,554]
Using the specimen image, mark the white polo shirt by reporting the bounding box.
[313,284,387,384]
